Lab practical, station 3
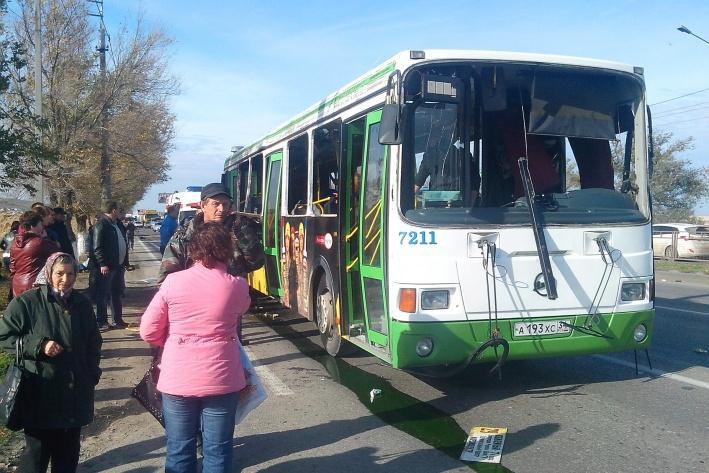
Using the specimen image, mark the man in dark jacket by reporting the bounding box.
[47,207,76,258]
[90,201,128,330]
[158,183,265,343]
[158,183,265,282]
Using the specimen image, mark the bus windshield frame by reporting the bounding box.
[399,61,649,227]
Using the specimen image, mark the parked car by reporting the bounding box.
[150,219,162,232]
[652,223,709,259]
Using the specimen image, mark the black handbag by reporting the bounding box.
[130,348,164,426]
[0,338,25,431]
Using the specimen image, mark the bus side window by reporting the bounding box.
[248,154,263,214]
[288,134,309,215]
[237,161,249,211]
[312,121,341,215]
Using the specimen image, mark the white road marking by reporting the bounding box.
[595,354,709,391]
[655,305,707,316]
[244,346,294,396]
[136,235,161,261]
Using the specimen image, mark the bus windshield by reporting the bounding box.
[400,62,649,226]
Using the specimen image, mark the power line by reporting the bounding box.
[653,103,709,118]
[651,99,709,115]
[653,114,709,126]
[650,87,709,106]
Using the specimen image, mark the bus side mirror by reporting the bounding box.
[379,103,402,145]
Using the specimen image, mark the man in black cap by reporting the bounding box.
[47,207,76,258]
[157,182,265,284]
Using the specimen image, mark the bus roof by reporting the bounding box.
[224,49,639,170]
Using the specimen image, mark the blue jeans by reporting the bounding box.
[162,392,238,473]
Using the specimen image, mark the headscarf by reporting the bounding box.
[34,252,78,298]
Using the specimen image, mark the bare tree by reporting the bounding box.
[5,0,177,230]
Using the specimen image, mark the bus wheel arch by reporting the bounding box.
[311,260,349,357]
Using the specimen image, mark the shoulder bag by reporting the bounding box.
[130,348,165,426]
[0,338,25,431]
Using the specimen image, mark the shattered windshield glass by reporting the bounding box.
[400,62,648,226]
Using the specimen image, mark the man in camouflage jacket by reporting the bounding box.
[157,182,265,284]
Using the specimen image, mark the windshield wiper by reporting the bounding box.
[518,157,558,300]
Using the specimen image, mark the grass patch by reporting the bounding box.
[655,259,709,275]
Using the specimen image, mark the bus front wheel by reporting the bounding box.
[315,276,345,357]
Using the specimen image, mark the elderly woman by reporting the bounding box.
[10,210,59,297]
[141,222,250,473]
[0,252,102,473]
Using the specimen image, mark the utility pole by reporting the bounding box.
[89,0,110,205]
[34,0,43,203]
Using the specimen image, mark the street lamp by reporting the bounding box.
[677,25,709,46]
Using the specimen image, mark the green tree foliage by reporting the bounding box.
[648,131,709,223]
[0,0,54,192]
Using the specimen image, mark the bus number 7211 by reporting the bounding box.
[399,231,437,245]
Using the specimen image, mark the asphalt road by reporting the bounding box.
[134,230,709,473]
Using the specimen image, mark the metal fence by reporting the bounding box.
[652,229,709,262]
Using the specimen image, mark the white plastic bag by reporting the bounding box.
[235,343,267,425]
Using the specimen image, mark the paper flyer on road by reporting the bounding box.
[460,426,507,463]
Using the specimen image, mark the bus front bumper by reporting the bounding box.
[389,309,655,371]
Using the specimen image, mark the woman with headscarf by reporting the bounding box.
[10,210,59,297]
[140,222,250,473]
[0,252,102,473]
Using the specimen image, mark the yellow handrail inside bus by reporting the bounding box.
[368,242,380,265]
[364,198,381,220]
[345,225,359,241]
[364,229,381,252]
[346,257,359,271]
[365,204,381,238]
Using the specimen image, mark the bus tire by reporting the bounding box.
[315,276,346,357]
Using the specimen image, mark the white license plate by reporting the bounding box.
[513,320,571,337]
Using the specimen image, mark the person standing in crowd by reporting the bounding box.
[47,207,76,258]
[10,211,59,297]
[158,183,265,343]
[1,220,19,270]
[160,205,179,255]
[0,252,102,473]
[31,205,59,242]
[125,218,136,250]
[91,201,128,331]
[141,223,250,473]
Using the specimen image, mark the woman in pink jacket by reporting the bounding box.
[140,222,250,473]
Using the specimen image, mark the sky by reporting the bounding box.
[103,0,709,214]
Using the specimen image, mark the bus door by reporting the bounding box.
[342,118,366,338]
[359,110,389,347]
[263,151,283,297]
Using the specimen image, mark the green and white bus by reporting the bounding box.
[223,50,655,372]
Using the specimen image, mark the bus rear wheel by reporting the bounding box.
[315,277,346,357]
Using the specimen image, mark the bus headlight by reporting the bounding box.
[415,337,434,357]
[633,324,647,342]
[621,282,646,301]
[421,290,449,310]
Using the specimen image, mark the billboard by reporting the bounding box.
[158,192,172,203]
